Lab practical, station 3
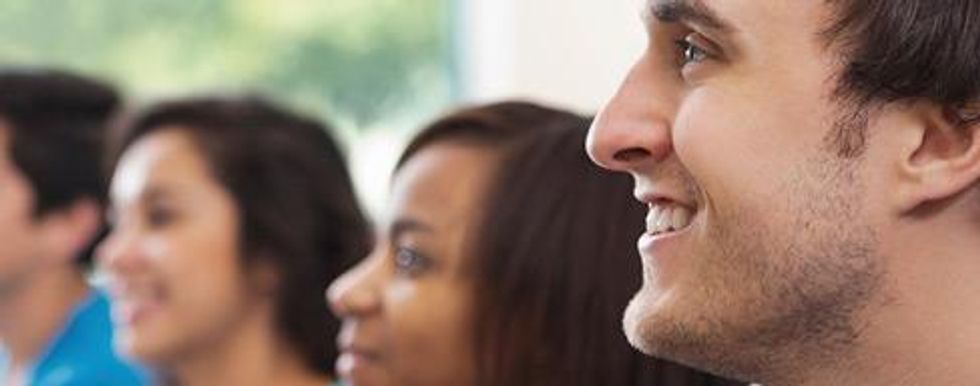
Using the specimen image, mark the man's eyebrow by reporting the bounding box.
[646,0,734,33]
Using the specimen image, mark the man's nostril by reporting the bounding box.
[613,148,651,163]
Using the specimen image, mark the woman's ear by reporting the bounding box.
[896,101,980,212]
[247,254,282,297]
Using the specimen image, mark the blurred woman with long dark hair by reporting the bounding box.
[99,97,370,386]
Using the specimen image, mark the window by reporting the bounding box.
[0,0,455,212]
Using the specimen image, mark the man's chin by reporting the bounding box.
[621,286,718,360]
[622,287,667,356]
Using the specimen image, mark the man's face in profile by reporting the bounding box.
[587,0,890,379]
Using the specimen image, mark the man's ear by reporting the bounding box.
[36,199,103,264]
[896,101,980,213]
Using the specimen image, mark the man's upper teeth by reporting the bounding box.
[647,204,693,235]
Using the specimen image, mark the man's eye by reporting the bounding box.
[674,32,714,67]
[393,247,431,277]
[677,40,707,64]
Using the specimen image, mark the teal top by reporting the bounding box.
[0,290,151,385]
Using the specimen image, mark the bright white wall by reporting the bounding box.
[457,0,646,114]
[352,0,647,217]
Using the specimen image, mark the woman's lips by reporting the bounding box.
[336,347,383,381]
[107,282,166,327]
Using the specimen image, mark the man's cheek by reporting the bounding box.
[672,97,746,176]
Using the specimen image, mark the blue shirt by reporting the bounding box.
[0,290,151,385]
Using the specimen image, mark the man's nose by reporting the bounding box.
[587,55,675,173]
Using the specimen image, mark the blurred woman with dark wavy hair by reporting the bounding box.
[328,101,740,386]
[99,96,370,386]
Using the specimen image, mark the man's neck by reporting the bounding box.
[0,266,89,374]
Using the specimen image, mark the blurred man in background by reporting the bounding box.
[0,70,148,385]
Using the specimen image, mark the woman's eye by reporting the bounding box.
[393,247,431,277]
[146,206,176,228]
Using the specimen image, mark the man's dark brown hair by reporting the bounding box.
[0,69,120,267]
[824,0,980,155]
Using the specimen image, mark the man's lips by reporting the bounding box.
[645,202,695,236]
[635,192,697,237]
